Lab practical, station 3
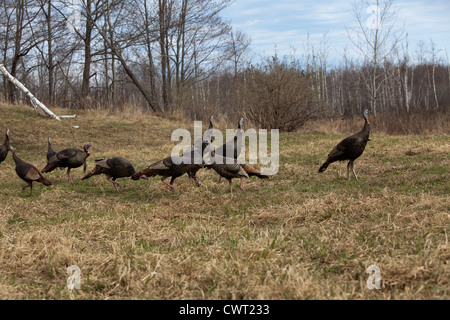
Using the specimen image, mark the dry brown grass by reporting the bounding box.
[0,102,449,300]
[302,111,450,135]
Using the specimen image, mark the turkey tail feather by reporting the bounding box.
[40,176,53,186]
[81,168,97,180]
[318,162,329,173]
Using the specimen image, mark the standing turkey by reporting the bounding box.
[214,118,244,159]
[241,164,269,180]
[9,146,53,196]
[191,115,215,148]
[131,154,200,193]
[204,115,215,144]
[318,109,371,181]
[46,137,56,161]
[0,129,10,165]
[46,137,64,171]
[213,118,244,183]
[82,157,136,192]
[184,140,210,187]
[42,144,91,183]
[204,140,249,193]
[173,115,214,187]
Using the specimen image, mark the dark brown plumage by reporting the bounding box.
[45,137,63,171]
[192,115,215,148]
[241,164,269,179]
[184,116,215,187]
[213,118,244,184]
[214,118,244,159]
[82,157,136,192]
[9,146,53,196]
[46,137,56,161]
[204,142,249,193]
[205,115,215,144]
[42,144,91,183]
[185,140,209,187]
[131,155,200,193]
[318,109,371,181]
[0,129,10,165]
[205,157,249,193]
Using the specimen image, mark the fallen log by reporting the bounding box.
[0,63,61,120]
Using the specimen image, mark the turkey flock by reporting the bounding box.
[0,110,371,196]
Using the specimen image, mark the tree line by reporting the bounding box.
[1,0,449,133]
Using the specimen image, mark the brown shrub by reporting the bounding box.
[242,57,320,132]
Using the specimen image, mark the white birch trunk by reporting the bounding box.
[446,50,450,93]
[404,64,410,113]
[0,64,61,120]
[432,65,439,109]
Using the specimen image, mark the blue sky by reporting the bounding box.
[221,0,450,65]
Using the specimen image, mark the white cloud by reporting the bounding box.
[222,0,450,63]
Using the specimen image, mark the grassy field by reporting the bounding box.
[0,103,449,300]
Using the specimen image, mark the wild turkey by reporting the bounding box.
[8,146,53,196]
[184,140,209,187]
[42,144,91,183]
[191,115,215,149]
[204,115,215,144]
[214,118,244,159]
[82,157,136,192]
[318,109,371,181]
[131,154,200,193]
[241,164,269,180]
[0,129,10,165]
[166,115,214,187]
[46,137,56,161]
[204,141,249,193]
[45,138,64,171]
[204,157,249,193]
[213,118,244,183]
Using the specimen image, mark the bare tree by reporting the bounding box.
[401,35,411,113]
[225,30,251,78]
[446,50,450,94]
[84,0,163,112]
[168,0,232,90]
[0,0,15,100]
[347,0,404,115]
[428,38,440,110]
[158,0,171,110]
[134,0,159,110]
[32,0,73,106]
[1,0,42,104]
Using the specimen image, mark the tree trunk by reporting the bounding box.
[0,64,60,120]
[46,0,55,106]
[81,0,93,106]
[143,0,158,111]
[159,0,169,112]
[432,65,439,109]
[87,2,161,113]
